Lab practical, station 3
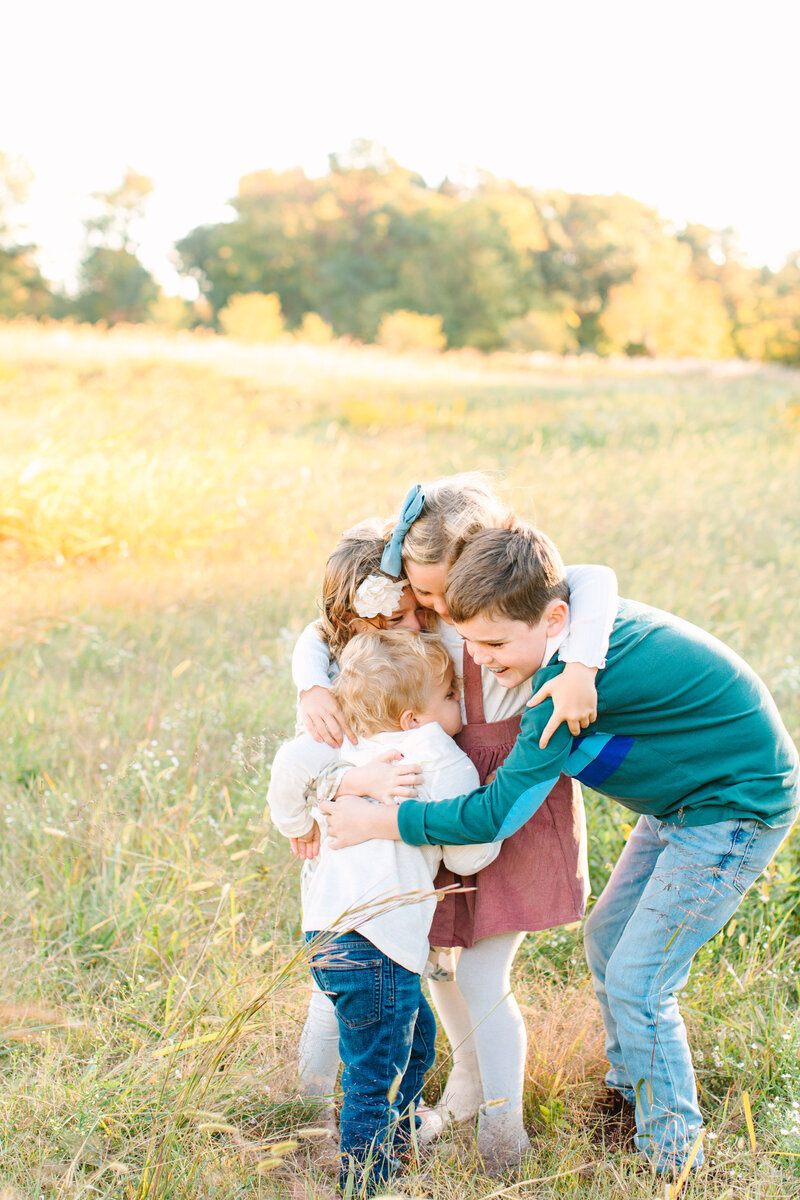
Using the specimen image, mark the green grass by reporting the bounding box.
[1,324,799,1197]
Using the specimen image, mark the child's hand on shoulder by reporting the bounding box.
[336,749,423,805]
[528,661,598,749]
[290,820,321,860]
[299,686,356,747]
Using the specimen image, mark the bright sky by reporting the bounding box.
[3,0,798,294]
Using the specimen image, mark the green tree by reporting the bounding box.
[176,167,318,326]
[75,168,158,323]
[386,199,527,350]
[173,149,790,359]
[176,146,434,338]
[532,191,664,350]
[0,152,53,318]
[176,142,534,348]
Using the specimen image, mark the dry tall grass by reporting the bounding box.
[2,321,800,1198]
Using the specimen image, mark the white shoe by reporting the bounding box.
[416,1100,444,1143]
[476,1105,531,1174]
[437,1067,484,1124]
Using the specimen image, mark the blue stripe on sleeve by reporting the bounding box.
[494,777,561,841]
[565,732,635,788]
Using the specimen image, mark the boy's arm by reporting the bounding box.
[419,759,501,873]
[322,703,573,849]
[321,794,401,846]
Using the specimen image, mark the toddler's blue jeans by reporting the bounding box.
[584,813,794,1172]
[306,931,437,1194]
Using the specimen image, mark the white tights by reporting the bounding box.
[297,979,340,1104]
[427,931,530,1166]
[297,931,530,1166]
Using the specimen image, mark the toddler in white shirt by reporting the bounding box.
[276,630,500,1194]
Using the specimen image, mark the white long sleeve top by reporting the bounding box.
[292,563,618,723]
[301,722,499,974]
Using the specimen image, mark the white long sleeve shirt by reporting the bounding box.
[301,722,499,974]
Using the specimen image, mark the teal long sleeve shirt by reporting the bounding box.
[398,600,800,847]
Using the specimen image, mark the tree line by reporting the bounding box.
[2,143,799,362]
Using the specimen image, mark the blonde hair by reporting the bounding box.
[331,630,453,739]
[446,523,569,625]
[401,472,512,568]
[318,520,398,658]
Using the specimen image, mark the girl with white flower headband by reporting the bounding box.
[267,518,428,852]
[298,519,430,745]
[293,473,618,1172]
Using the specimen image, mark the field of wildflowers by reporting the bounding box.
[1,322,799,1198]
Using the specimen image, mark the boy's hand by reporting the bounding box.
[320,796,401,848]
[290,820,321,860]
[335,749,423,804]
[528,662,598,749]
[298,686,356,747]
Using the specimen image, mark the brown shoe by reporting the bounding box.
[588,1087,637,1152]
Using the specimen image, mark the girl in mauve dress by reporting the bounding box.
[380,474,615,1170]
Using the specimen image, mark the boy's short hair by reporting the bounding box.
[331,630,453,739]
[445,523,569,625]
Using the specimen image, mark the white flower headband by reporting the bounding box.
[353,574,408,619]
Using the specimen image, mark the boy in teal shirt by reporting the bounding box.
[322,523,799,1174]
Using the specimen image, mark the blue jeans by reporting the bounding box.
[306,931,437,1194]
[584,814,793,1172]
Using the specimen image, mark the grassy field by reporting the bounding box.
[1,321,800,1199]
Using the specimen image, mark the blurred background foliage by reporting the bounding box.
[2,141,800,362]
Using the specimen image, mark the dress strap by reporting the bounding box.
[461,643,486,726]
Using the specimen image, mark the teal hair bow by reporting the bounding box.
[381,484,426,577]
